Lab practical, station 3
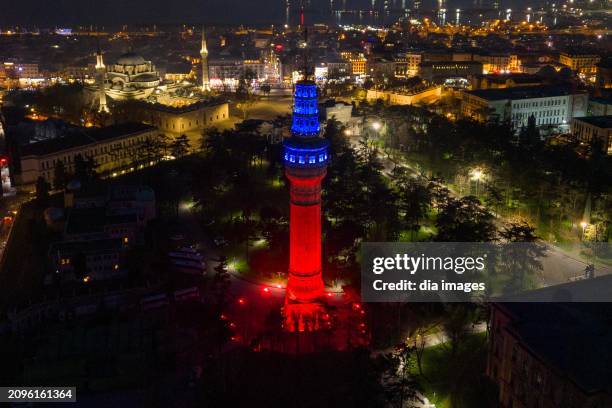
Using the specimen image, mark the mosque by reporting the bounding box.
[104,51,162,100]
[92,29,211,109]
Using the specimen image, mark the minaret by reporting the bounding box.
[200,27,210,92]
[95,44,109,113]
[282,17,329,332]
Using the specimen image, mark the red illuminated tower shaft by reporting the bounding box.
[287,168,325,303]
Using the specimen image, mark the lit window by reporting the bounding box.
[319,154,325,162]
[284,153,289,160]
[298,156,305,164]
[309,156,316,164]
[289,155,296,163]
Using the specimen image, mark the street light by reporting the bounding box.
[470,167,485,196]
[372,121,382,131]
[580,221,588,240]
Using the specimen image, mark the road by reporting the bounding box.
[349,136,612,288]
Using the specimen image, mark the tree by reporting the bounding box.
[260,84,271,97]
[53,160,68,190]
[35,176,50,205]
[499,221,546,293]
[380,343,421,408]
[200,127,221,152]
[399,178,432,240]
[435,196,497,242]
[518,114,540,151]
[441,303,480,408]
[171,134,191,158]
[74,154,97,182]
[137,135,164,165]
[72,252,88,281]
[212,256,231,312]
[236,69,258,119]
[484,184,504,214]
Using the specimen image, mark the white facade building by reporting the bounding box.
[461,86,588,131]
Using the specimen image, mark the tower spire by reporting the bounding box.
[300,4,312,81]
[200,26,210,92]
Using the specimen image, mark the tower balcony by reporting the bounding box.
[283,136,329,172]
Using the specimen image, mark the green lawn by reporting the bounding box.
[409,332,497,408]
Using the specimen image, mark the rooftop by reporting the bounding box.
[65,207,137,235]
[116,52,147,66]
[420,60,483,67]
[560,47,601,57]
[20,123,155,158]
[137,98,227,114]
[50,238,124,255]
[476,73,542,84]
[498,298,612,394]
[465,85,582,101]
[573,115,612,129]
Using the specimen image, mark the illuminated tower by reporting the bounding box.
[95,44,109,113]
[282,24,329,333]
[200,27,210,92]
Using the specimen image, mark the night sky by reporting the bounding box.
[1,0,533,26]
[1,0,282,26]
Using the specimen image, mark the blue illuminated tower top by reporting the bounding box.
[291,81,320,137]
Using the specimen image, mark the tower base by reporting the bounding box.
[282,300,330,332]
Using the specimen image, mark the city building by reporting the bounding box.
[13,123,158,185]
[596,57,612,89]
[559,50,601,75]
[49,238,126,282]
[588,97,612,116]
[366,85,441,105]
[50,183,156,281]
[163,61,194,82]
[470,73,543,90]
[209,57,244,83]
[461,86,588,130]
[322,100,352,124]
[571,116,612,154]
[394,56,409,78]
[340,51,367,75]
[314,55,351,79]
[488,300,612,408]
[418,61,483,83]
[0,61,40,79]
[117,99,229,134]
[475,53,520,73]
[366,58,396,79]
[0,61,42,88]
[405,51,423,77]
[208,52,281,88]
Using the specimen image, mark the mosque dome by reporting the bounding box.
[117,52,146,65]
